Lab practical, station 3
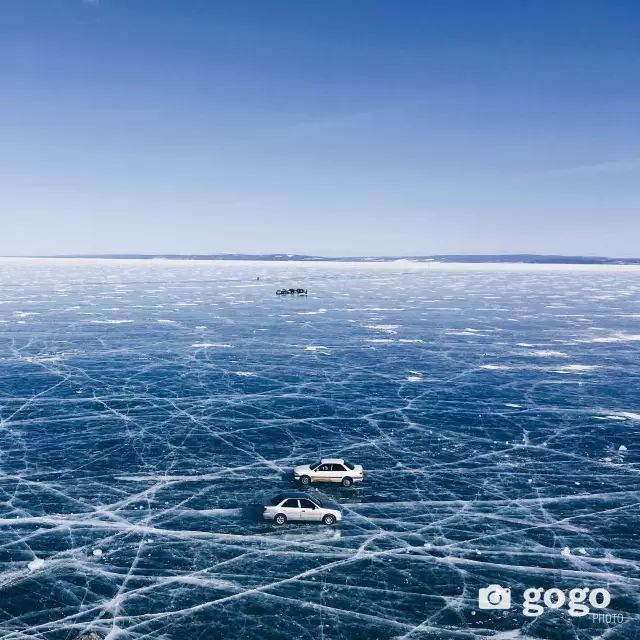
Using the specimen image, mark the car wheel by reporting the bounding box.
[322,514,336,526]
[300,475,311,486]
[341,477,353,487]
[274,514,287,525]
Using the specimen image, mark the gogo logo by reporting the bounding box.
[478,585,612,617]
[523,587,611,617]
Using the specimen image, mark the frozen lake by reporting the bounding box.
[0,258,638,639]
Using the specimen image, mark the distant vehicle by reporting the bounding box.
[276,288,308,295]
[263,492,342,525]
[294,458,364,487]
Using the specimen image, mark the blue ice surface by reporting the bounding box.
[0,258,638,639]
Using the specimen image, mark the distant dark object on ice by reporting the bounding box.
[276,288,308,296]
[74,633,103,640]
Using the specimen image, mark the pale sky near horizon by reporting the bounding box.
[1,1,639,257]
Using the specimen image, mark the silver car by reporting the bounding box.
[294,458,364,487]
[263,492,342,525]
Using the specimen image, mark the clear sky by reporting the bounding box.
[1,1,638,257]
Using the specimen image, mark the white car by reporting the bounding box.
[294,458,364,487]
[263,492,342,525]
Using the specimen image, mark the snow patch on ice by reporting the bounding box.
[580,333,640,344]
[366,324,399,333]
[552,364,599,373]
[526,350,568,357]
[27,558,45,571]
[604,412,640,422]
[191,343,232,348]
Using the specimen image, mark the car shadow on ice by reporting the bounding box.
[242,503,266,522]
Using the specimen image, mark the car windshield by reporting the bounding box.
[343,460,355,470]
[311,497,323,507]
[270,494,285,506]
[311,461,322,470]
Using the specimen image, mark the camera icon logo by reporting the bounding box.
[478,585,512,610]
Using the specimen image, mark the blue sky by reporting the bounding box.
[1,0,638,256]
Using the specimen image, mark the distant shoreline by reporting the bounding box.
[7,253,640,265]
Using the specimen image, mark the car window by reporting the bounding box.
[343,460,355,470]
[319,465,330,471]
[271,495,285,506]
[311,461,322,470]
[282,499,299,508]
[332,464,346,471]
[299,499,316,509]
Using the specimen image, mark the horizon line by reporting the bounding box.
[3,252,640,265]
